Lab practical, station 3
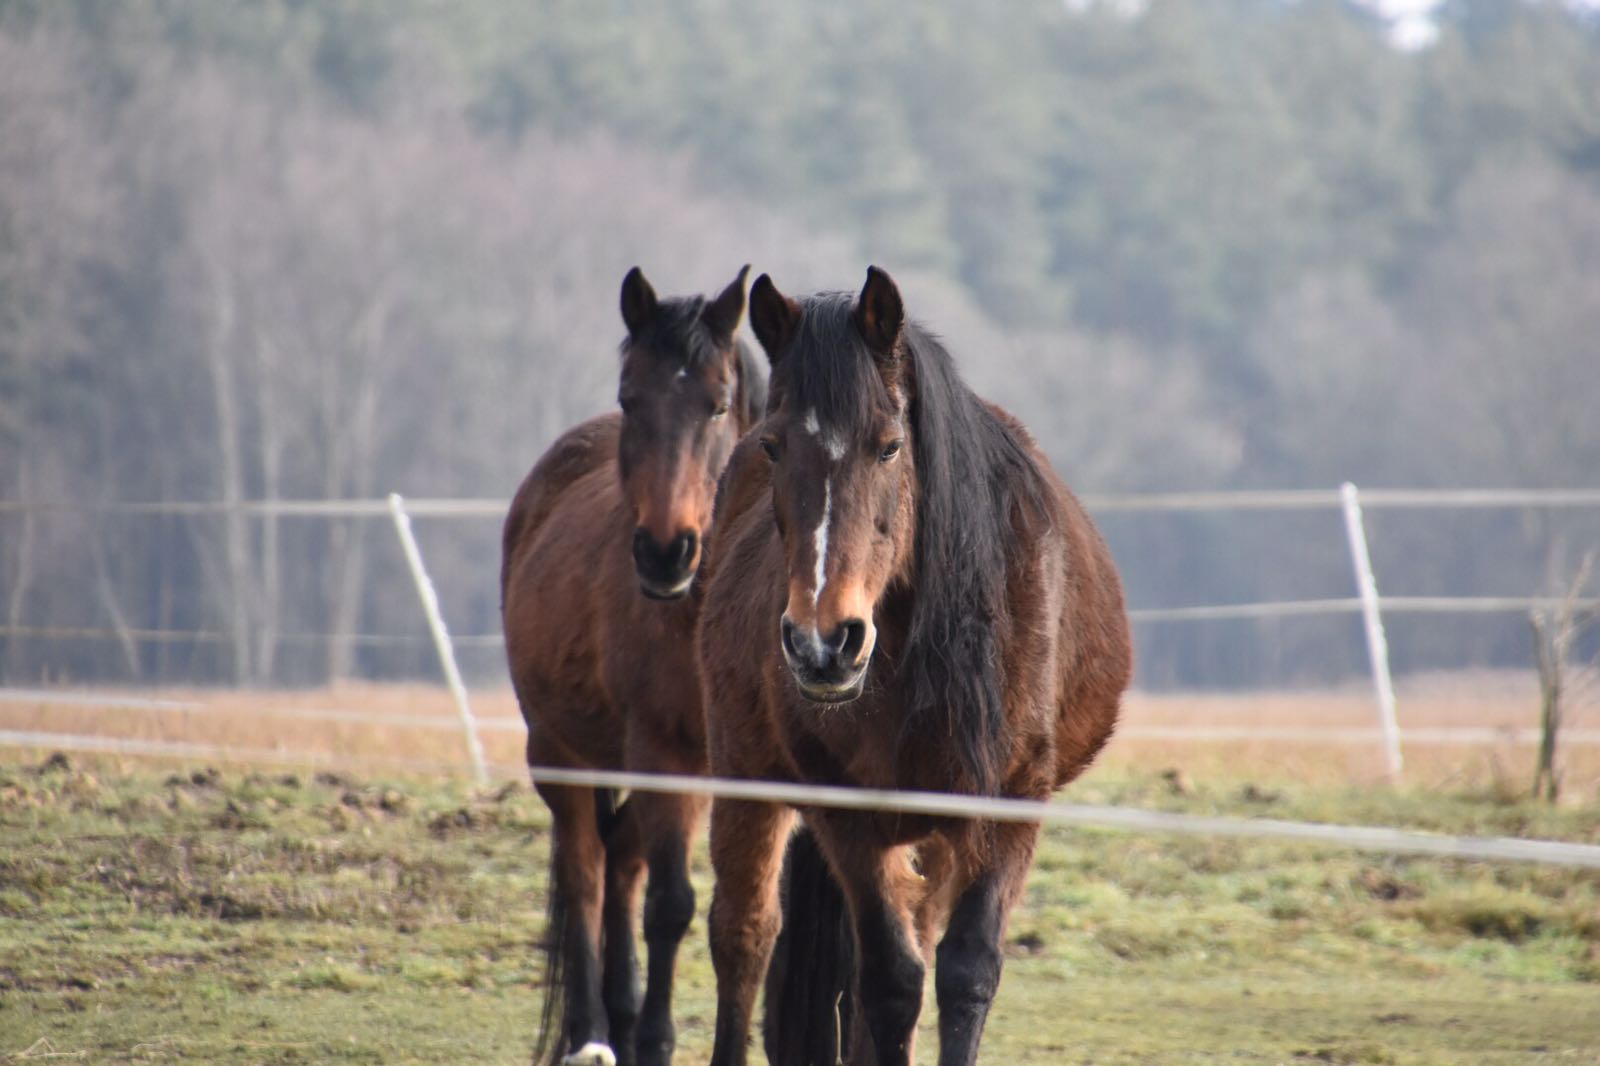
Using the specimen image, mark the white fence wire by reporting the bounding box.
[9,485,1600,756]
[5,486,1600,870]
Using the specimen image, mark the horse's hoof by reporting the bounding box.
[562,1043,617,1066]
[634,1040,674,1066]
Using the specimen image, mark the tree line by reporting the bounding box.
[1,0,1597,687]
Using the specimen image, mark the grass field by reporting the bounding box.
[2,749,1598,1064]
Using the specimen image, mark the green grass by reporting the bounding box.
[1,756,1598,1063]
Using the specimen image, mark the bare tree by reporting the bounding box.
[51,43,863,684]
[0,25,128,677]
[1529,551,1599,802]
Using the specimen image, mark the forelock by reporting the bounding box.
[777,291,897,438]
[623,295,722,370]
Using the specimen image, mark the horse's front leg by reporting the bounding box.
[630,787,708,1066]
[708,798,794,1066]
[598,793,645,1066]
[815,822,927,1066]
[934,821,1040,1066]
[534,774,614,1066]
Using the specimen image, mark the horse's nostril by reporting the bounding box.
[831,620,867,664]
[673,531,697,567]
[633,528,696,582]
[781,617,802,663]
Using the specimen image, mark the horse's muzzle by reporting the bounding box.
[780,616,871,703]
[633,527,697,599]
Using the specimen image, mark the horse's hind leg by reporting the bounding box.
[933,821,1039,1066]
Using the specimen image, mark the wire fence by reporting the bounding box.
[5,486,1599,869]
[6,487,1597,650]
[11,484,1599,775]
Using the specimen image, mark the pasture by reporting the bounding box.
[2,681,1599,1064]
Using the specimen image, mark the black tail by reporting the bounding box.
[762,826,865,1066]
[533,787,622,1066]
[533,828,571,1066]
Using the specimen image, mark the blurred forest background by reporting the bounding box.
[1,0,1597,688]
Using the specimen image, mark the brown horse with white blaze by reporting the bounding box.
[501,266,764,1066]
[697,267,1132,1065]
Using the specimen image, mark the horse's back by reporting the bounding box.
[501,415,626,737]
[984,402,1130,788]
[501,414,622,596]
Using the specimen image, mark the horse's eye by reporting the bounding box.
[878,439,903,463]
[711,402,730,421]
[759,439,779,461]
[619,396,635,415]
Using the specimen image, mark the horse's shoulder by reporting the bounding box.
[501,413,621,592]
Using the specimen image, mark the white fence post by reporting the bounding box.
[1340,482,1403,782]
[387,492,488,784]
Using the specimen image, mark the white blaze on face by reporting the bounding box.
[801,408,842,606]
[803,406,847,460]
[812,478,831,606]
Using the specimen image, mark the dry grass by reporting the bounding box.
[1106,672,1600,794]
[2,672,1598,795]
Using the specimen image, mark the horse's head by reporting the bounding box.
[749,267,917,703]
[616,265,751,600]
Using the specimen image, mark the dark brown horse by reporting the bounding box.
[697,267,1131,1065]
[501,266,765,1066]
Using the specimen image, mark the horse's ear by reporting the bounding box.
[854,265,904,359]
[702,264,750,341]
[749,273,800,364]
[620,266,658,335]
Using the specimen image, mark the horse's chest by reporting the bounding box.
[777,700,908,790]
[601,611,701,719]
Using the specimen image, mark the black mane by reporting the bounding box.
[778,293,1049,796]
